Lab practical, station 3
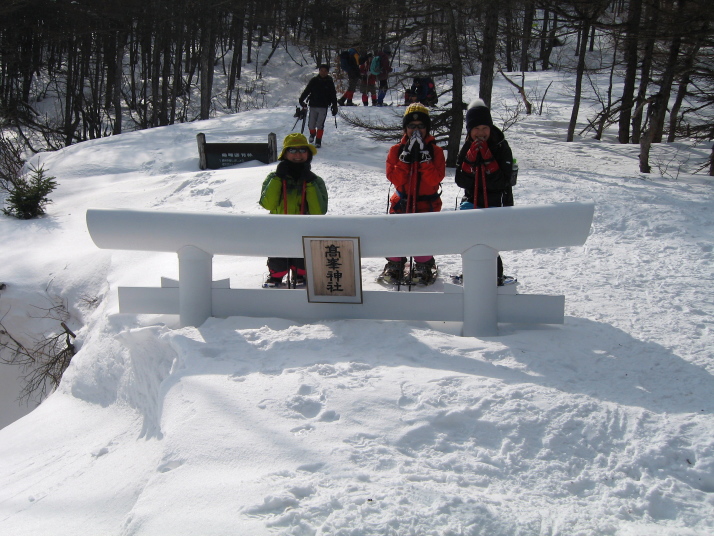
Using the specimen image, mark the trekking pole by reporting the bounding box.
[405,136,421,291]
[286,258,293,289]
[300,107,307,134]
[291,107,302,131]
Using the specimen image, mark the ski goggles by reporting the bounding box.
[406,122,426,130]
[286,147,309,154]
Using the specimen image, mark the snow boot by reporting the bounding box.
[380,260,405,284]
[411,259,437,285]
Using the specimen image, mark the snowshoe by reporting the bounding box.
[262,273,306,289]
[499,275,517,287]
[409,260,438,285]
[377,260,405,285]
[449,274,517,286]
[263,276,284,288]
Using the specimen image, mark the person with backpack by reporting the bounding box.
[455,99,515,285]
[404,77,438,106]
[359,53,378,106]
[381,103,445,285]
[370,45,393,106]
[337,48,361,106]
[299,64,338,148]
[259,133,329,288]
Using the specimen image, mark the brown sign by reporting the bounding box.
[303,237,362,303]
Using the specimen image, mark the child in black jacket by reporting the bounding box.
[455,99,515,284]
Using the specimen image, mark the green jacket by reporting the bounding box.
[259,162,328,215]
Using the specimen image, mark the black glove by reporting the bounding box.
[419,150,432,163]
[299,101,306,108]
[399,149,413,164]
[331,104,338,116]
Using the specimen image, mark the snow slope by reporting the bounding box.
[0,56,712,535]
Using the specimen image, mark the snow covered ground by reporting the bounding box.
[0,51,713,535]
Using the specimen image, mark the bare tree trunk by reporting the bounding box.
[639,94,660,173]
[541,10,558,71]
[479,0,499,107]
[504,9,514,72]
[651,35,681,143]
[446,5,464,168]
[667,40,700,143]
[632,0,657,144]
[199,19,215,121]
[618,0,642,143]
[651,0,686,143]
[520,0,535,72]
[567,19,591,142]
[227,8,245,108]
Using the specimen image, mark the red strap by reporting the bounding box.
[300,181,307,214]
[282,181,288,214]
[472,165,489,208]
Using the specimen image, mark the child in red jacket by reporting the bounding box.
[381,103,445,284]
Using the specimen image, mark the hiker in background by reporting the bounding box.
[337,48,361,106]
[371,45,393,106]
[259,133,328,288]
[404,77,438,106]
[359,52,378,106]
[455,99,515,285]
[299,64,338,148]
[380,104,445,285]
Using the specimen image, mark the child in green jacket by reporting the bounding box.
[259,133,328,287]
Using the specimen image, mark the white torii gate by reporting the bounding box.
[86,202,594,336]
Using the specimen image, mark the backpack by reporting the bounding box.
[510,158,518,186]
[339,48,358,73]
[412,77,437,105]
[339,50,351,72]
[369,54,383,76]
[312,175,329,213]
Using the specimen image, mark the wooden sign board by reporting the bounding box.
[303,237,362,304]
[197,133,277,169]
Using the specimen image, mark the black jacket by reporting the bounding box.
[455,125,514,206]
[299,75,338,108]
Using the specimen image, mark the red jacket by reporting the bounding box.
[386,134,445,214]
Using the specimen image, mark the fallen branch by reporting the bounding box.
[498,70,532,115]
